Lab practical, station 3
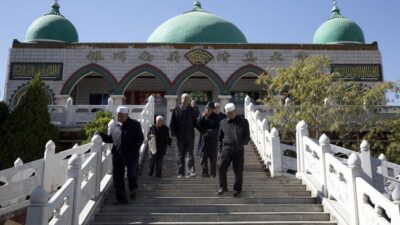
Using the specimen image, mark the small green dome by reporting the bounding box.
[148,1,247,44]
[25,1,79,43]
[313,2,365,44]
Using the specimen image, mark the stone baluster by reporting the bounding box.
[26,186,49,225]
[91,135,103,198]
[261,119,268,162]
[270,127,282,177]
[66,97,74,126]
[244,95,251,119]
[360,140,385,192]
[319,134,331,196]
[296,120,309,178]
[68,154,82,225]
[43,140,56,193]
[348,153,362,225]
[392,185,400,224]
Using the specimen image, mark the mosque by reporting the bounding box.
[4,0,383,118]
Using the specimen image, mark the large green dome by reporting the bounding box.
[148,1,247,44]
[313,2,365,44]
[25,1,79,43]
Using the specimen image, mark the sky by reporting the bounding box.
[0,0,399,100]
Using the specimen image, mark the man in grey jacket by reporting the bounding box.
[217,103,250,197]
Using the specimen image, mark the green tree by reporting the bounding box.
[386,116,400,164]
[83,111,112,144]
[0,75,59,169]
[256,55,395,153]
[0,102,8,128]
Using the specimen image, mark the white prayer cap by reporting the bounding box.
[116,106,129,114]
[225,103,236,113]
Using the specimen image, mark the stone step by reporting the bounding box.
[105,190,312,198]
[135,178,302,185]
[99,204,323,213]
[93,212,331,223]
[134,184,307,191]
[102,197,317,205]
[93,222,336,225]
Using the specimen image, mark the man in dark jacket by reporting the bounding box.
[217,103,250,197]
[170,93,198,178]
[147,115,172,178]
[99,106,144,204]
[214,102,227,122]
[197,102,220,177]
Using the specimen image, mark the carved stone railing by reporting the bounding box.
[0,96,154,223]
[244,95,400,225]
[48,95,155,127]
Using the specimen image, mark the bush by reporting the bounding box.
[0,75,59,169]
[83,111,112,144]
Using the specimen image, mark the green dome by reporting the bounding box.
[25,1,78,43]
[313,3,365,44]
[148,1,247,44]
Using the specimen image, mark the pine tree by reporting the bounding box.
[0,75,59,169]
[0,101,8,128]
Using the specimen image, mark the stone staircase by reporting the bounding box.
[90,142,337,225]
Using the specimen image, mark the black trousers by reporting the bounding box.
[201,146,217,176]
[218,149,244,192]
[149,153,164,177]
[112,154,139,201]
[176,137,195,176]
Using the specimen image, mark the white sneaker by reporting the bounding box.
[186,172,196,178]
[177,175,183,178]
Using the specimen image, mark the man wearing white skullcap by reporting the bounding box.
[98,105,144,204]
[217,102,250,197]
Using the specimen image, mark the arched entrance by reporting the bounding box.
[120,64,171,117]
[227,65,265,114]
[173,66,224,108]
[61,64,119,105]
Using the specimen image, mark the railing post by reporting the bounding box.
[261,119,268,162]
[91,135,103,199]
[244,95,251,119]
[66,97,74,126]
[319,134,331,197]
[296,120,308,178]
[360,140,384,192]
[392,185,400,224]
[107,97,114,118]
[148,95,155,124]
[348,153,362,225]
[26,186,48,225]
[255,110,261,148]
[270,127,282,177]
[68,154,82,225]
[43,140,56,193]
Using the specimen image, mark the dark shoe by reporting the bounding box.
[129,190,136,200]
[210,174,216,177]
[217,188,228,195]
[113,199,128,205]
[233,191,241,197]
[201,173,210,177]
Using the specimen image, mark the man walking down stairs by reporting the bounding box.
[90,141,337,225]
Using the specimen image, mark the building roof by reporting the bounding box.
[147,1,247,44]
[25,1,79,43]
[313,1,365,44]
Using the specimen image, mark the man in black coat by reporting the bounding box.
[99,106,144,204]
[147,115,172,178]
[214,102,227,122]
[170,93,198,178]
[217,103,250,197]
[197,102,220,177]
